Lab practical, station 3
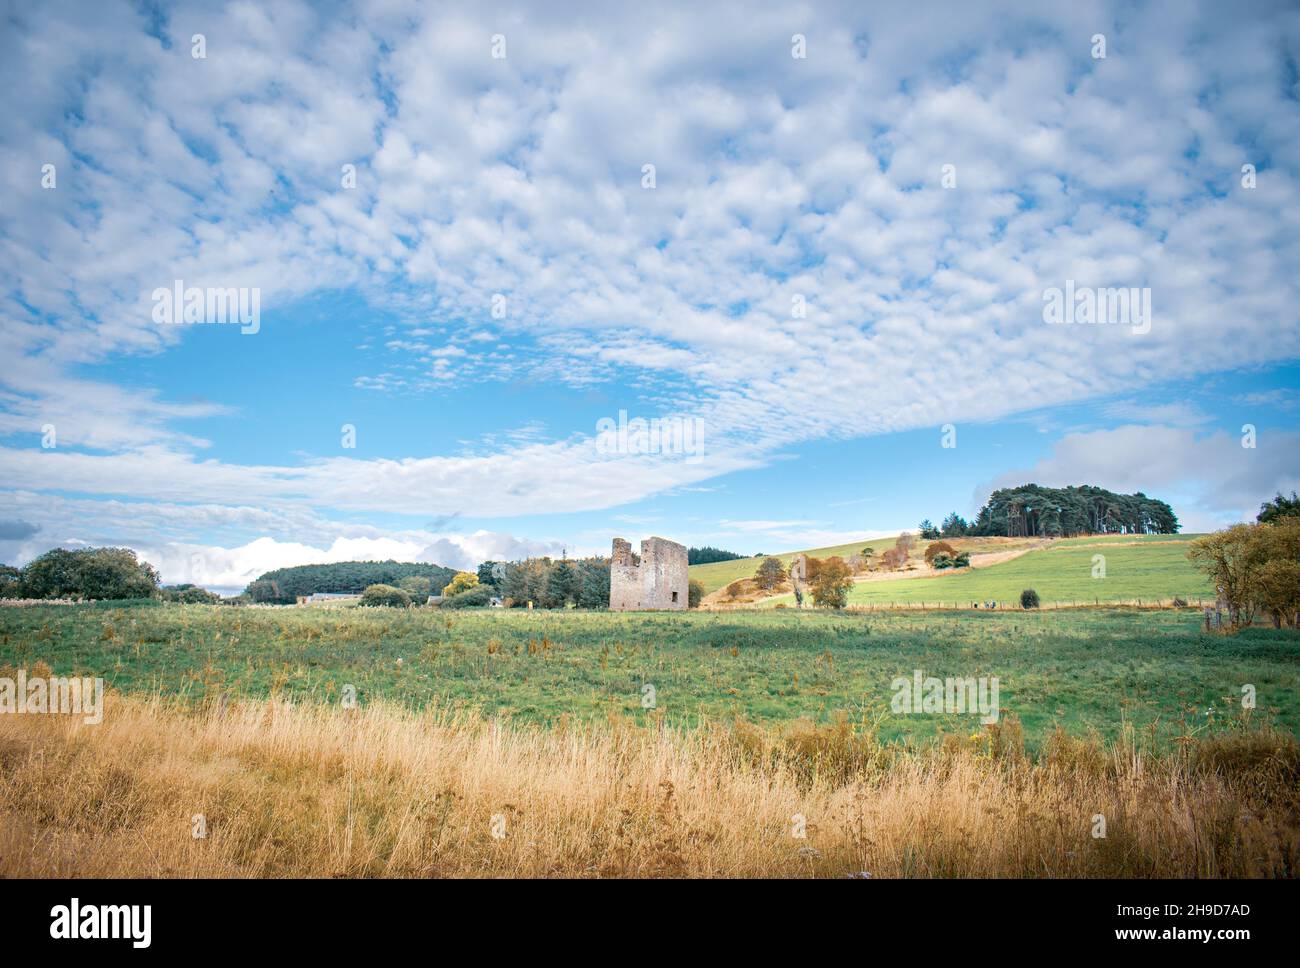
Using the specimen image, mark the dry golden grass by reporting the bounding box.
[1,693,1296,878]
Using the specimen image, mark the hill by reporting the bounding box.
[245,560,457,603]
[689,534,1045,596]
[750,534,1211,608]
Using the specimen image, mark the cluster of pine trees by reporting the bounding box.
[921,484,1178,539]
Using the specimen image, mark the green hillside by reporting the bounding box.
[761,536,1212,607]
[688,535,902,595]
[690,535,1044,596]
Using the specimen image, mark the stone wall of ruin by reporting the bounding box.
[608,536,688,611]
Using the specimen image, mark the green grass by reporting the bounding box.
[2,601,1293,749]
[764,536,1212,607]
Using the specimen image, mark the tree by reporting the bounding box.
[1255,560,1300,627]
[918,520,941,540]
[0,564,23,597]
[20,547,159,600]
[545,558,577,607]
[923,541,956,566]
[442,571,479,598]
[811,557,854,609]
[940,512,969,538]
[1248,517,1300,627]
[1188,525,1266,626]
[575,558,611,609]
[880,548,905,570]
[754,556,787,590]
[688,579,705,608]
[1258,491,1300,524]
[398,576,432,602]
[359,584,411,607]
[1020,588,1040,609]
[881,533,915,570]
[477,561,501,589]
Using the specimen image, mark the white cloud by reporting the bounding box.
[983,424,1300,532]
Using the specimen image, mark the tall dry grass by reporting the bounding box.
[0,693,1296,878]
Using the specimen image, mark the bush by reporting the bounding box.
[159,584,221,604]
[359,584,411,608]
[923,541,956,566]
[931,553,953,570]
[441,584,493,609]
[688,579,704,609]
[1020,588,1040,609]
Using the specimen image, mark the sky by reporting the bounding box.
[1,0,1298,594]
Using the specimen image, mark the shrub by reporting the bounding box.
[441,584,493,609]
[688,579,704,609]
[159,584,221,604]
[724,580,745,600]
[952,551,971,568]
[359,584,411,608]
[930,553,953,570]
[1020,588,1040,609]
[923,541,956,566]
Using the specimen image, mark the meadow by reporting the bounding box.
[1,687,1296,878]
[2,601,1297,878]
[0,602,1294,745]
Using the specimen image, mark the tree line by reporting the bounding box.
[687,546,747,565]
[245,560,457,603]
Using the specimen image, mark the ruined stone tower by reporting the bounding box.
[609,536,689,611]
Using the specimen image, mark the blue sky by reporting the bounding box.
[1,0,1298,593]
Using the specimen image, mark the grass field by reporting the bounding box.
[758,536,1212,607]
[2,600,1297,878]
[2,602,1294,746]
[3,689,1296,877]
